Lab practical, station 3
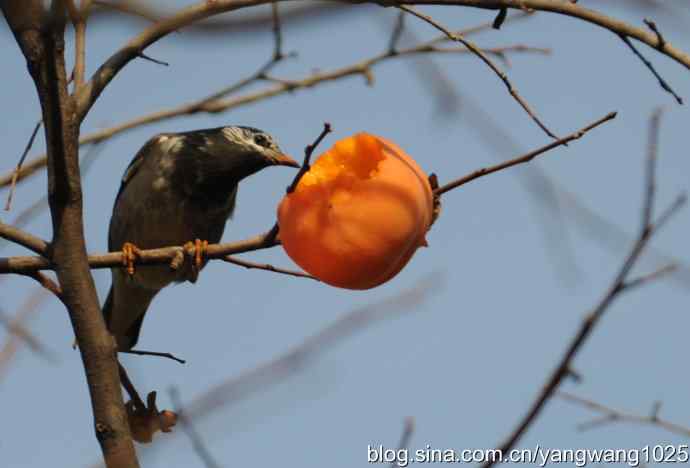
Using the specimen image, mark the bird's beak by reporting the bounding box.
[270,153,300,168]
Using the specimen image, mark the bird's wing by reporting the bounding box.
[113,136,166,204]
[109,135,169,250]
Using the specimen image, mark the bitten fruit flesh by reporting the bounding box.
[278,133,433,289]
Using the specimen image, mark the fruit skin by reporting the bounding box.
[278,132,433,290]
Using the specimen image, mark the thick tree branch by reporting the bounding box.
[1,2,139,467]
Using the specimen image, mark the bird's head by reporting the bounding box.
[169,126,298,200]
[194,125,298,178]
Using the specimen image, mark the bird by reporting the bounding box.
[104,126,299,351]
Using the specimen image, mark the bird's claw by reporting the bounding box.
[125,391,177,444]
[122,242,142,277]
[183,239,208,282]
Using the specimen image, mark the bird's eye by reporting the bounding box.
[254,134,269,148]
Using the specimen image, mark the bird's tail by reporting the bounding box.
[103,283,157,351]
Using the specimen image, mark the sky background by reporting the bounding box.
[2,1,690,467]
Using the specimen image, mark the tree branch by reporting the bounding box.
[69,0,690,126]
[480,109,685,468]
[0,112,613,275]
[1,2,139,466]
[558,391,690,438]
[1,37,549,189]
[435,112,616,196]
[398,4,557,139]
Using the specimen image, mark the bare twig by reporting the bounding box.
[559,391,690,438]
[72,0,690,127]
[20,271,66,305]
[492,7,508,29]
[435,112,616,196]
[136,51,169,67]
[184,272,442,418]
[223,255,317,280]
[66,0,88,91]
[270,2,284,60]
[398,5,558,139]
[4,120,41,211]
[84,273,441,468]
[388,11,405,53]
[390,417,416,468]
[119,361,145,411]
[286,122,332,193]
[0,288,51,383]
[481,110,685,468]
[120,349,186,364]
[0,304,56,364]
[0,110,609,275]
[621,263,677,292]
[1,38,549,189]
[619,34,683,104]
[1,141,105,257]
[169,387,222,468]
[0,220,51,256]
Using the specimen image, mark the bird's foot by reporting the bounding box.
[183,238,208,283]
[122,242,142,277]
[125,391,177,444]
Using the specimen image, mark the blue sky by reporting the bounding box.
[1,2,690,467]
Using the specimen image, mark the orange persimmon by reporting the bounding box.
[277,132,434,289]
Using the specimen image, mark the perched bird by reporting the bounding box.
[104,126,298,350]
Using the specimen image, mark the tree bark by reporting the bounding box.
[1,2,139,466]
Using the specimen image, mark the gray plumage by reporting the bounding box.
[104,126,298,350]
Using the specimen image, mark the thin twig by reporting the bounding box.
[390,417,415,468]
[119,361,146,411]
[0,220,51,256]
[4,120,41,211]
[643,18,665,49]
[559,391,690,438]
[0,304,56,364]
[71,5,87,90]
[619,34,683,104]
[270,2,284,60]
[169,387,222,468]
[184,272,442,418]
[398,5,558,139]
[223,256,317,280]
[0,288,51,383]
[388,11,405,53]
[492,7,508,29]
[85,273,442,468]
[120,349,186,364]
[435,112,616,196]
[19,271,66,305]
[621,263,677,292]
[481,110,685,468]
[286,122,332,193]
[1,38,548,189]
[136,51,169,66]
[1,142,106,255]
